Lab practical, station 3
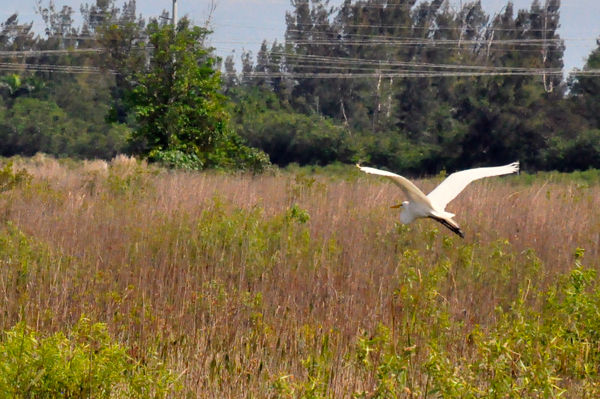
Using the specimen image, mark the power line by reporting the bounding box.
[0,62,110,74]
[0,34,586,52]
[244,70,600,79]
[0,33,572,46]
[0,48,572,74]
[213,20,600,34]
[0,48,104,56]
[0,34,588,59]
[211,40,580,53]
[283,38,566,46]
[0,34,577,46]
[281,29,569,41]
[1,58,598,78]
[278,63,558,74]
[280,53,564,72]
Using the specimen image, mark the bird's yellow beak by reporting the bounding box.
[390,203,403,209]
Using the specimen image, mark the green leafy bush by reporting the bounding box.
[543,130,600,172]
[0,317,181,398]
[0,162,31,193]
[0,98,128,160]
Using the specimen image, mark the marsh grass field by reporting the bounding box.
[2,156,600,397]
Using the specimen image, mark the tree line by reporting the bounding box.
[228,0,600,173]
[0,0,269,171]
[0,0,599,173]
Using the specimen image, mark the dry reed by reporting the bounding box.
[1,159,599,397]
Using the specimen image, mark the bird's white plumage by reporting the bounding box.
[357,166,431,205]
[357,161,519,238]
[426,162,519,210]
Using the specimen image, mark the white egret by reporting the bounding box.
[358,162,519,238]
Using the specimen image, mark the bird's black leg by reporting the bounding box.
[428,216,465,239]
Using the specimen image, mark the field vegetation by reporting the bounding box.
[1,155,600,397]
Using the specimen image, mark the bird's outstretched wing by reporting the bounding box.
[427,161,519,210]
[357,165,430,205]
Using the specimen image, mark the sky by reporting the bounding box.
[1,0,599,72]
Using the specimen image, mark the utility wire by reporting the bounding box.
[243,70,600,78]
[0,50,574,75]
[1,30,587,44]
[0,62,110,74]
[279,52,549,69]
[212,20,600,33]
[1,60,599,78]
[0,48,104,56]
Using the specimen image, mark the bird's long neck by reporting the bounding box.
[400,205,416,224]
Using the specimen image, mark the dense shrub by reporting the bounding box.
[0,318,180,398]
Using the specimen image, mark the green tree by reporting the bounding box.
[570,38,600,129]
[0,97,126,159]
[222,54,239,94]
[112,18,269,171]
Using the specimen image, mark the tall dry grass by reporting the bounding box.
[1,158,600,397]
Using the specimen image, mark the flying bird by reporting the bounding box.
[358,162,519,238]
